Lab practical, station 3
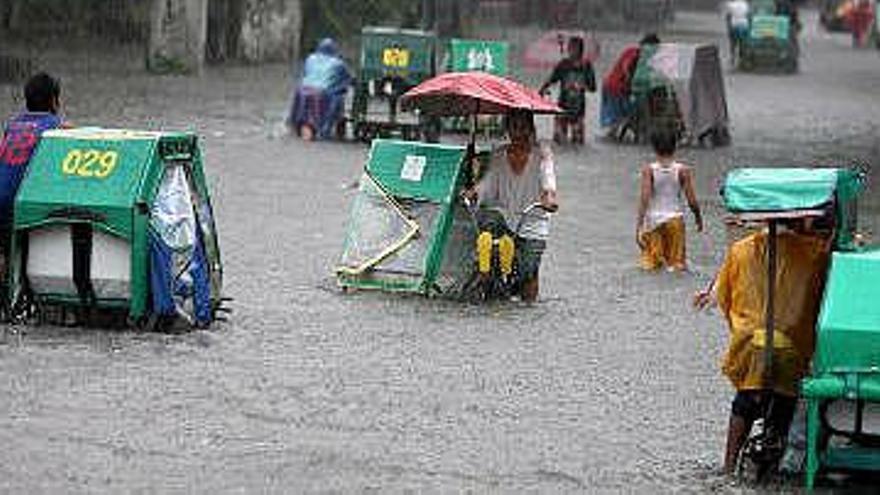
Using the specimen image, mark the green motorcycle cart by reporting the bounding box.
[347,27,441,143]
[739,0,799,73]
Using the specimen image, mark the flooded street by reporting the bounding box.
[2,8,879,493]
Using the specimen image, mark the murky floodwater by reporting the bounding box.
[1,8,878,493]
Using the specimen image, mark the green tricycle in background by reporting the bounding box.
[738,0,799,73]
[4,128,227,330]
[345,26,442,143]
[442,39,510,137]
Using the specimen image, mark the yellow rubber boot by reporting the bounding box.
[477,231,493,274]
[498,234,514,278]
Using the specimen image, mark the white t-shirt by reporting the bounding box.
[477,141,556,241]
[725,0,750,28]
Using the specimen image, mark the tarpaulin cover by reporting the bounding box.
[149,164,212,325]
[814,247,880,375]
[722,168,861,213]
[722,167,864,250]
[630,43,729,138]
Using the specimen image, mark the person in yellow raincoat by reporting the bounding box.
[694,217,831,474]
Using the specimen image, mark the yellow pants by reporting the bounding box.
[639,217,686,271]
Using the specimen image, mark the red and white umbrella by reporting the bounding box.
[521,30,600,72]
[400,71,562,117]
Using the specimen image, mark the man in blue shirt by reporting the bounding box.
[0,72,65,266]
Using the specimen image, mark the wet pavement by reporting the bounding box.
[1,7,879,493]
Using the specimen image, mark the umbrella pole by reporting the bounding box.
[763,220,777,420]
[466,113,477,188]
[469,113,477,152]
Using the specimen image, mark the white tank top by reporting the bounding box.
[645,161,685,230]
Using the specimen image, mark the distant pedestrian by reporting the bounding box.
[724,0,751,63]
[287,38,352,141]
[636,129,703,272]
[539,36,596,146]
[600,33,660,138]
[847,0,875,47]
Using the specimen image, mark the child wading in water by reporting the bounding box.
[636,130,703,271]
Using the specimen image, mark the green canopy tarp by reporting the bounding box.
[722,168,861,213]
[722,167,863,250]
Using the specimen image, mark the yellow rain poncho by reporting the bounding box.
[716,230,830,396]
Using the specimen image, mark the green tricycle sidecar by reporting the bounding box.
[347,27,441,143]
[6,128,225,330]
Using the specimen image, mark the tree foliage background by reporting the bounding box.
[299,0,422,56]
[0,0,149,41]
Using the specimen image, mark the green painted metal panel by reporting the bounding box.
[750,15,790,40]
[366,139,466,203]
[446,39,509,76]
[824,446,880,471]
[338,139,468,294]
[359,26,436,86]
[814,248,880,375]
[14,128,158,238]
